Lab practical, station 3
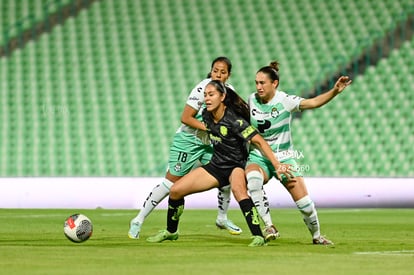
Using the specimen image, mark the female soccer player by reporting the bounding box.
[246,61,351,244]
[147,80,293,247]
[128,57,242,239]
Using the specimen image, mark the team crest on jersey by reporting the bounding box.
[174,163,182,172]
[220,126,228,136]
[271,107,279,118]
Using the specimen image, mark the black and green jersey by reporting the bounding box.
[202,108,257,169]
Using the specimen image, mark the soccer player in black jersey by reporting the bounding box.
[128,57,242,239]
[147,80,292,246]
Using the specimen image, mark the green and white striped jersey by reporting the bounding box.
[248,90,304,158]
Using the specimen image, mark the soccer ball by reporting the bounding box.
[64,214,93,243]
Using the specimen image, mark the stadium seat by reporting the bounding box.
[0,0,412,176]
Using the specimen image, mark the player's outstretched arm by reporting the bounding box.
[300,76,352,110]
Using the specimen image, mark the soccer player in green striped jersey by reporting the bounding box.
[246,61,351,245]
[128,57,242,239]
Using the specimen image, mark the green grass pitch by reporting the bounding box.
[0,208,413,274]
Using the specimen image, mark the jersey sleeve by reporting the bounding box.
[283,93,304,112]
[185,78,210,111]
[233,117,258,141]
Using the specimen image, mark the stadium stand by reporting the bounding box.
[0,0,413,176]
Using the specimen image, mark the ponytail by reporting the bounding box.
[224,87,250,122]
[257,60,280,82]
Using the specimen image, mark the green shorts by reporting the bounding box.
[168,131,213,177]
[247,150,303,184]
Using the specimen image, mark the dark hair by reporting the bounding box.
[207,80,250,122]
[257,61,280,82]
[206,56,232,78]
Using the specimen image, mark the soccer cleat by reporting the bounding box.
[248,235,267,247]
[263,225,280,241]
[313,235,334,245]
[128,220,142,239]
[215,219,242,235]
[146,229,179,243]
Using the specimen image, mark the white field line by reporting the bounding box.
[354,250,414,255]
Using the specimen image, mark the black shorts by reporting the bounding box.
[202,162,244,188]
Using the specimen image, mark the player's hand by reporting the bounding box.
[275,163,294,181]
[334,76,352,93]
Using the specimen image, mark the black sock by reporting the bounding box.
[167,197,184,233]
[239,198,263,237]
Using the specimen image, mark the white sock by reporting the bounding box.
[132,179,174,224]
[247,170,273,227]
[295,195,320,239]
[216,185,231,221]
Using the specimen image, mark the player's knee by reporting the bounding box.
[169,184,182,200]
[246,170,264,192]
